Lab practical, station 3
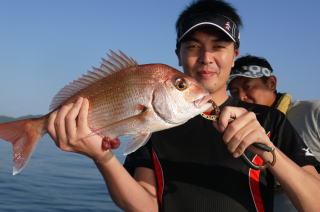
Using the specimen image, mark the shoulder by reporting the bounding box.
[287,100,320,132]
[290,100,320,112]
[228,97,285,121]
[288,100,320,121]
[228,97,274,111]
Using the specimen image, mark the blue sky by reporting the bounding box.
[1,0,319,117]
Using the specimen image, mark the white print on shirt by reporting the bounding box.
[302,148,315,157]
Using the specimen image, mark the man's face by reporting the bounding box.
[176,29,238,95]
[228,76,276,106]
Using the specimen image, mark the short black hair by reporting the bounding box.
[175,0,242,49]
[233,55,273,72]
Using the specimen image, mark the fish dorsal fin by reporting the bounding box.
[49,50,138,111]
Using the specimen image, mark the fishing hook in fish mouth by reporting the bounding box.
[200,99,220,121]
[200,99,276,170]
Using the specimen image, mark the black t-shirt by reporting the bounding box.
[124,97,318,212]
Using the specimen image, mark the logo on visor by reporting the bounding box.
[241,65,272,77]
[224,21,231,31]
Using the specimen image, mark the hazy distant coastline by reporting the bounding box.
[0,115,42,123]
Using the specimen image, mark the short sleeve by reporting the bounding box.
[271,111,319,168]
[123,141,154,176]
[286,101,320,162]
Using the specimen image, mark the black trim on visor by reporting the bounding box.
[177,14,240,47]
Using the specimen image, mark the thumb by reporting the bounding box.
[217,106,247,131]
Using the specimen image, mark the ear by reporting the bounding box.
[267,76,277,91]
[175,48,182,66]
[231,49,240,67]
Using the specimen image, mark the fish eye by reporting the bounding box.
[174,77,188,91]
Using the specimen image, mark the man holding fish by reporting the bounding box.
[47,0,320,211]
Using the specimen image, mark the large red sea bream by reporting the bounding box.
[0,50,211,175]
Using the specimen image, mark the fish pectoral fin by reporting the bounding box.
[92,106,154,139]
[89,107,154,154]
[123,132,152,155]
[135,104,148,113]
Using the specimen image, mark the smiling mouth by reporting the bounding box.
[197,71,217,78]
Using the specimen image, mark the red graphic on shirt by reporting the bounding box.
[249,131,271,212]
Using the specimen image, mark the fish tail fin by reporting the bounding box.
[0,116,48,175]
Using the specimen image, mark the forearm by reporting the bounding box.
[46,99,158,211]
[264,148,320,212]
[95,151,158,212]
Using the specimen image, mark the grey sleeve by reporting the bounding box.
[287,100,320,162]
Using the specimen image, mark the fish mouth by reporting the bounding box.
[193,94,213,109]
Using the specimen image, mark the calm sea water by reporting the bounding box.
[0,135,125,212]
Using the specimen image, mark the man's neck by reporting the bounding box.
[210,90,229,106]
